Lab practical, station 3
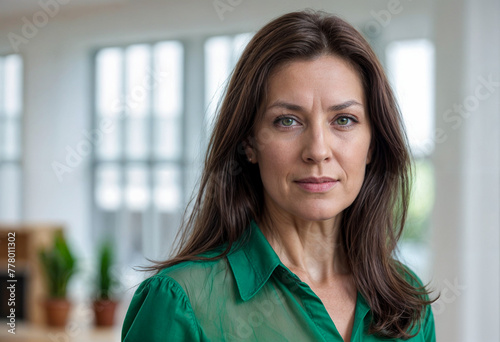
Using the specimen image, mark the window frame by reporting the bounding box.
[90,40,190,265]
[0,53,24,222]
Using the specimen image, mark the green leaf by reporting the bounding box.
[38,232,77,298]
[96,241,117,300]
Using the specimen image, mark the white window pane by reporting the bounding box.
[204,34,251,127]
[125,164,150,210]
[96,116,121,159]
[154,118,181,159]
[205,37,232,125]
[386,40,435,157]
[95,164,122,210]
[4,54,22,116]
[154,41,183,117]
[232,33,252,64]
[0,164,21,221]
[126,117,148,159]
[96,48,123,116]
[125,44,151,117]
[3,117,20,159]
[154,164,181,212]
[128,211,144,254]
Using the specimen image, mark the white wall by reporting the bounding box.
[0,0,498,340]
[432,0,500,341]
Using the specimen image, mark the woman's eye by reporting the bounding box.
[335,116,352,126]
[274,116,297,127]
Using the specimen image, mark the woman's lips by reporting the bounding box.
[294,177,338,193]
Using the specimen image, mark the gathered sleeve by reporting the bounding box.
[422,299,436,342]
[122,275,205,342]
[401,265,436,341]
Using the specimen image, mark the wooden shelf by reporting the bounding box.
[0,223,65,325]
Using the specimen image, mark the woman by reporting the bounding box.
[122,10,435,342]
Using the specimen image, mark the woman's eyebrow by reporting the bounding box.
[328,100,363,111]
[266,99,363,112]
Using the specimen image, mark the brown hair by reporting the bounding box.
[150,10,433,339]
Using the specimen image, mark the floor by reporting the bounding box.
[0,322,121,342]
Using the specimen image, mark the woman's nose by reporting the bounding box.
[301,124,332,163]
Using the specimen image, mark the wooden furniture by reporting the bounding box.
[0,223,64,325]
[0,321,121,342]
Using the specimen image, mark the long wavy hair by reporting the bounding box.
[150,10,433,339]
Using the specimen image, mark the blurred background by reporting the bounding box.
[0,0,498,341]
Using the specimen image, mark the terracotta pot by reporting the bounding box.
[43,298,71,327]
[93,299,118,327]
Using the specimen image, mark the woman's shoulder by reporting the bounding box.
[149,248,232,295]
[393,262,436,340]
[123,256,228,342]
[395,262,428,289]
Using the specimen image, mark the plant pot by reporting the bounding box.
[93,299,118,327]
[43,298,71,327]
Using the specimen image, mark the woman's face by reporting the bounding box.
[246,55,371,223]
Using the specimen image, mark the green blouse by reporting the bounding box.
[122,220,435,341]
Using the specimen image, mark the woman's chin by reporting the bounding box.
[288,207,343,223]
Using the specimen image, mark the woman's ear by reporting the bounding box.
[242,138,257,164]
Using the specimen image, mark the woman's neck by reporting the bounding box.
[258,211,350,285]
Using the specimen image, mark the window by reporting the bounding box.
[386,39,435,280]
[204,33,252,128]
[92,33,255,271]
[92,42,184,265]
[0,54,23,221]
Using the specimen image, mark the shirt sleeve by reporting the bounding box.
[122,275,204,342]
[423,300,436,342]
[401,265,437,342]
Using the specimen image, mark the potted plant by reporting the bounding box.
[93,241,119,327]
[38,231,77,327]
